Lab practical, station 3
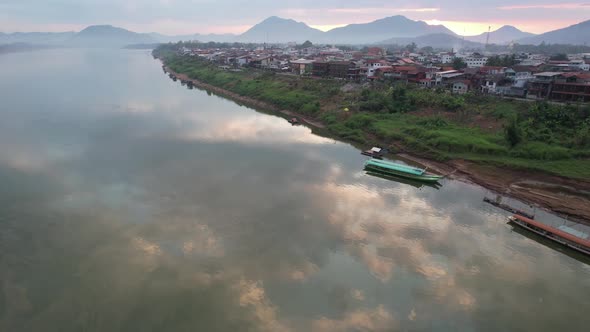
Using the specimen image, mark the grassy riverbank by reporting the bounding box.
[154,47,590,180]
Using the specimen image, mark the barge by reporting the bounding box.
[508,215,590,256]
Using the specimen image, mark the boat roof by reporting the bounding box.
[513,215,590,248]
[371,147,382,153]
[366,159,425,176]
[558,225,589,240]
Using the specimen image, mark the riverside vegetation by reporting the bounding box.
[154,45,590,180]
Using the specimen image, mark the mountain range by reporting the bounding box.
[380,33,482,50]
[323,16,454,44]
[1,16,590,47]
[518,20,590,46]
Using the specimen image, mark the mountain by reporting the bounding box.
[323,16,456,44]
[0,31,75,45]
[236,16,323,43]
[518,19,590,45]
[149,32,236,43]
[380,33,483,49]
[464,25,535,44]
[67,25,156,47]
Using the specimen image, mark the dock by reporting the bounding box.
[483,197,535,219]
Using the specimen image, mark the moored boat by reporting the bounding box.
[364,159,444,183]
[361,147,387,159]
[508,215,590,256]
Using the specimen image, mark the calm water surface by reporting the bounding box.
[1,49,589,332]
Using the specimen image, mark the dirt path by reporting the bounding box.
[162,62,590,225]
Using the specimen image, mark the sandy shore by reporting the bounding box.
[162,63,590,224]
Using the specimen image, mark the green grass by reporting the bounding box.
[449,154,590,179]
[163,55,340,116]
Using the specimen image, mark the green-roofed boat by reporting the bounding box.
[364,159,444,183]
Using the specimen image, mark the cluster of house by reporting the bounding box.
[179,45,590,103]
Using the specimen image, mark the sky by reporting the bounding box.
[0,0,589,36]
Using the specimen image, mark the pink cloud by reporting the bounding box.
[498,3,590,10]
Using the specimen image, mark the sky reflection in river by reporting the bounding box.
[0,49,589,332]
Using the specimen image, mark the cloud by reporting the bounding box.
[311,305,396,332]
[498,3,590,10]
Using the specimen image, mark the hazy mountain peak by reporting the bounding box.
[69,24,156,47]
[518,19,590,45]
[237,16,322,43]
[464,25,534,44]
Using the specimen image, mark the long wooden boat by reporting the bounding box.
[365,170,442,190]
[508,215,590,256]
[364,159,444,183]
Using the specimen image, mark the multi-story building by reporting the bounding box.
[312,61,353,79]
[463,55,489,68]
[440,53,455,64]
[528,72,590,102]
[290,59,314,75]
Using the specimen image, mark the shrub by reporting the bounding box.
[300,102,320,115]
[510,142,572,160]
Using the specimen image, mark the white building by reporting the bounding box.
[440,53,455,64]
[463,56,488,68]
[366,60,389,77]
[569,60,590,71]
[452,81,470,94]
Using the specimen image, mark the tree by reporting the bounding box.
[390,84,411,113]
[550,53,568,61]
[420,46,434,54]
[452,58,467,70]
[406,42,417,53]
[486,54,517,67]
[297,40,313,49]
[505,116,523,147]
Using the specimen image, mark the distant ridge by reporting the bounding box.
[322,15,456,44]
[67,25,156,47]
[518,19,590,45]
[379,33,483,49]
[464,25,535,44]
[149,32,235,43]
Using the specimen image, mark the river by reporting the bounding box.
[1,49,589,331]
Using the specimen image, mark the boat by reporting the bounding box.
[288,117,300,125]
[365,170,442,190]
[508,215,590,256]
[364,158,444,183]
[361,147,387,159]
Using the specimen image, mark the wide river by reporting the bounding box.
[1,49,589,331]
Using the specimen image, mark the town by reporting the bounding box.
[177,42,590,103]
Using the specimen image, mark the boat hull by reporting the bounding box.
[364,164,443,183]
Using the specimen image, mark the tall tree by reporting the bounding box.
[406,42,417,53]
[550,53,568,61]
[452,58,467,70]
